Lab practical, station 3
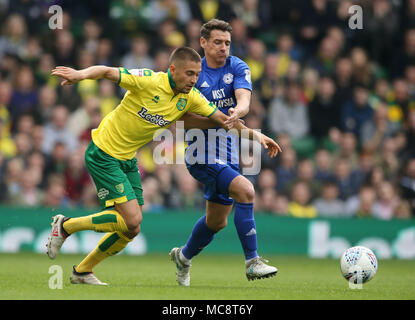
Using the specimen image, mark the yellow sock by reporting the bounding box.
[75,231,132,273]
[63,209,129,235]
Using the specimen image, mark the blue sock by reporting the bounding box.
[234,202,258,260]
[181,215,216,260]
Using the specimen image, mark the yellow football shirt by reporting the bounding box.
[92,68,218,161]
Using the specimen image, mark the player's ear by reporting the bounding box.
[200,37,207,49]
[169,64,176,76]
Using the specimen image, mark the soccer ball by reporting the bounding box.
[340,246,378,284]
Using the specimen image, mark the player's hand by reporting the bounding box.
[51,66,83,85]
[224,108,241,129]
[259,133,282,158]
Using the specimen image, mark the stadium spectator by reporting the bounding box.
[9,66,38,128]
[0,81,13,132]
[273,194,289,216]
[373,181,400,220]
[275,147,297,194]
[332,132,359,170]
[392,28,415,77]
[68,96,101,138]
[394,200,412,219]
[285,159,321,200]
[143,0,192,28]
[360,102,399,153]
[188,0,236,23]
[268,80,309,140]
[403,110,415,161]
[44,141,68,178]
[288,181,317,218]
[313,180,345,218]
[333,57,353,108]
[340,83,374,138]
[254,53,278,109]
[308,75,341,142]
[53,30,76,67]
[350,47,375,88]
[301,67,319,103]
[7,167,43,207]
[333,157,361,200]
[80,18,102,54]
[366,0,399,68]
[13,132,32,161]
[256,168,277,193]
[229,17,249,58]
[15,113,35,136]
[388,78,415,126]
[153,50,171,72]
[33,85,57,125]
[274,33,301,80]
[306,36,340,76]
[373,136,400,180]
[314,148,335,183]
[98,80,118,117]
[259,187,278,213]
[185,18,203,55]
[142,175,165,213]
[121,35,154,71]
[4,155,23,193]
[345,184,377,218]
[31,125,44,154]
[96,38,113,66]
[42,174,70,208]
[0,118,16,158]
[41,105,78,155]
[26,150,47,188]
[400,158,415,217]
[232,0,263,36]
[64,149,92,205]
[245,39,266,83]
[0,13,27,61]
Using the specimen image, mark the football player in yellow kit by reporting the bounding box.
[47,46,281,285]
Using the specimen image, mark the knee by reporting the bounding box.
[206,218,227,232]
[214,219,227,232]
[123,221,141,239]
[235,183,255,203]
[123,212,142,237]
[126,215,142,231]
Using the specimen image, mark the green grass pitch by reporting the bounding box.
[1,252,414,300]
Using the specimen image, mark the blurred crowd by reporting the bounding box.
[0,0,415,220]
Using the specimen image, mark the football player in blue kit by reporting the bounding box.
[170,19,282,286]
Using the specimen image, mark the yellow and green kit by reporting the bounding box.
[87,67,218,209]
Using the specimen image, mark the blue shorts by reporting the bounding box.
[187,162,240,205]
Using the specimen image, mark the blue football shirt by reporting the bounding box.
[185,56,252,167]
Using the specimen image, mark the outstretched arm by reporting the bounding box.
[51,66,119,85]
[179,112,245,130]
[224,88,251,128]
[209,110,282,158]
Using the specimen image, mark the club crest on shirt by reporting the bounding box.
[176,98,187,111]
[115,183,124,194]
[223,73,233,84]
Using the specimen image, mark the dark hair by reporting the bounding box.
[200,19,232,40]
[169,46,201,65]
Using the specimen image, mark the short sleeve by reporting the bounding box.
[117,68,153,91]
[188,87,218,117]
[233,60,252,91]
